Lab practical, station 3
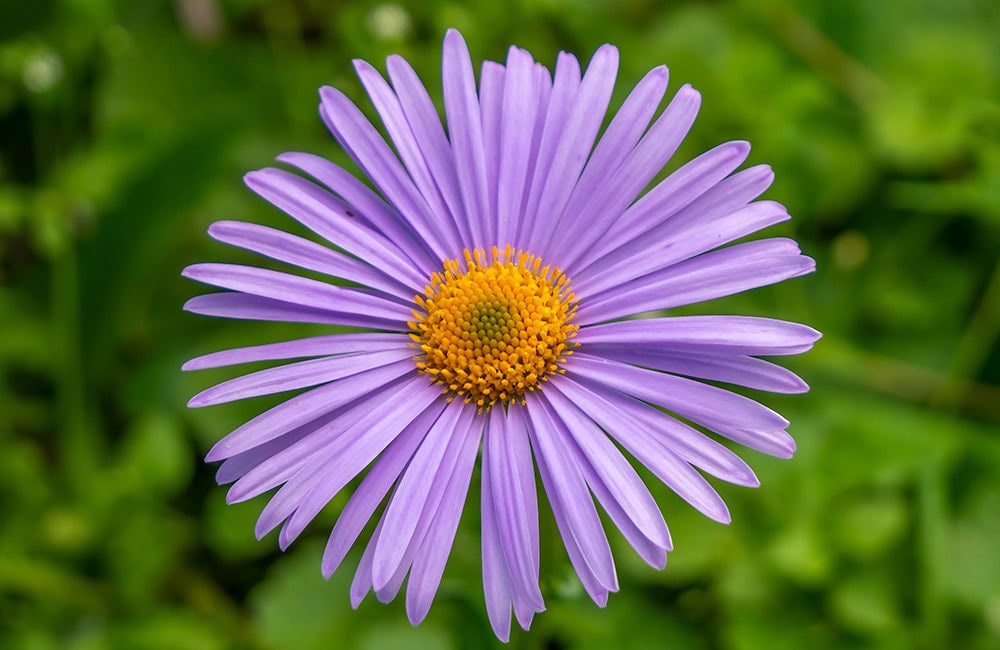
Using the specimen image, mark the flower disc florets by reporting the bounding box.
[410,245,578,409]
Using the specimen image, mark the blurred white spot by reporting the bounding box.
[23,49,64,93]
[832,230,870,271]
[367,4,412,41]
[176,0,225,43]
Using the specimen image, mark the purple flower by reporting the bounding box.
[183,29,819,641]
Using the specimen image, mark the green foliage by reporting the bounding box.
[1,0,998,648]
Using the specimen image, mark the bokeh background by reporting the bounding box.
[2,0,999,648]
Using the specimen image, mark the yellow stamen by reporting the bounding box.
[409,245,578,410]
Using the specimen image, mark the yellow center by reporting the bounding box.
[409,246,578,410]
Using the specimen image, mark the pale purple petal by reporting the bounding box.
[575,452,669,568]
[320,402,445,578]
[481,451,513,642]
[244,167,427,288]
[558,83,701,269]
[484,406,544,615]
[530,44,619,256]
[550,375,737,520]
[442,29,490,249]
[385,54,472,246]
[574,140,751,272]
[188,348,414,408]
[577,200,791,300]
[204,360,414,462]
[350,515,383,608]
[272,378,444,547]
[510,62,553,244]
[576,315,822,354]
[517,52,580,245]
[560,66,670,230]
[183,332,409,371]
[479,60,504,245]
[206,220,415,303]
[569,354,796,458]
[354,59,464,255]
[182,263,408,324]
[183,293,398,330]
[357,406,480,608]
[372,399,466,588]
[404,410,482,624]
[553,375,759,487]
[541,387,670,548]
[525,394,618,600]
[215,413,327,486]
[584,346,810,394]
[495,46,538,247]
[576,239,816,324]
[247,376,438,542]
[275,151,437,275]
[319,86,451,261]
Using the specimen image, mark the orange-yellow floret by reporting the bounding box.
[409,246,578,410]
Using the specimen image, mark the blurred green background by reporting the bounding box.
[2,0,998,648]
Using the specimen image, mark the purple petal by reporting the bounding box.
[484,406,544,614]
[319,86,452,261]
[479,59,504,245]
[575,452,669,568]
[550,375,735,521]
[576,239,816,324]
[556,376,759,487]
[516,51,580,245]
[496,46,538,247]
[558,83,701,270]
[576,315,822,354]
[577,199,790,300]
[569,354,796,458]
[530,44,619,256]
[372,399,466,589]
[182,332,409,371]
[354,59,464,255]
[321,402,445,578]
[442,29,490,249]
[583,346,810,394]
[182,263,408,323]
[247,376,437,543]
[541,387,670,549]
[511,62,553,244]
[371,407,480,606]
[188,348,414,408]
[405,410,482,624]
[574,140,751,273]
[385,54,472,246]
[183,293,398,330]
[245,167,428,288]
[640,163,777,243]
[227,404,354,507]
[226,379,433,508]
[204,360,414,462]
[206,220,415,303]
[481,450,513,642]
[561,66,670,230]
[525,394,618,598]
[350,515,383,608]
[216,413,327,486]
[275,152,437,275]
[271,378,444,547]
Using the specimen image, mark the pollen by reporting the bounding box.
[409,246,578,410]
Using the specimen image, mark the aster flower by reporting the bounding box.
[183,29,818,640]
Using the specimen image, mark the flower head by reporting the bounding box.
[183,29,819,641]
